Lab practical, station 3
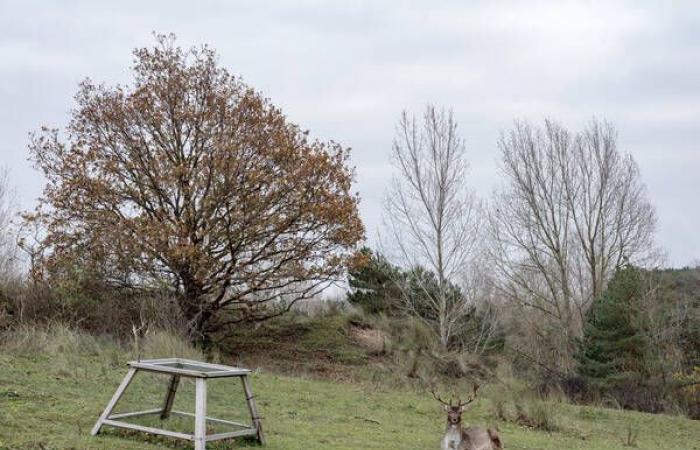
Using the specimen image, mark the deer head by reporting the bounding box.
[432,385,503,450]
[431,385,479,426]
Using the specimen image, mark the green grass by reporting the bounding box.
[221,314,372,376]
[0,327,698,450]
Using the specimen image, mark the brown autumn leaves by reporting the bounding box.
[25,35,365,344]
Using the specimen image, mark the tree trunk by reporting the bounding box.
[179,277,214,353]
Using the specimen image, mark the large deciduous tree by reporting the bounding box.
[383,106,482,348]
[27,35,364,346]
[489,119,657,372]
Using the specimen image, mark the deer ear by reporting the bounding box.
[443,404,451,412]
[458,405,466,412]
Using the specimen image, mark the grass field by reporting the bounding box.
[0,326,698,450]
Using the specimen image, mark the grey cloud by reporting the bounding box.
[0,0,698,265]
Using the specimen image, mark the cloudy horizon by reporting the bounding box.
[1,0,698,267]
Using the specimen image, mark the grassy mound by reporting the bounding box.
[222,313,372,378]
[1,324,698,449]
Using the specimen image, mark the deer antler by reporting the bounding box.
[456,384,480,408]
[429,387,452,407]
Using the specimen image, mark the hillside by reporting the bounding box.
[1,326,698,450]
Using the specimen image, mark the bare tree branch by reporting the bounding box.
[489,118,658,372]
[24,35,365,346]
[382,105,483,348]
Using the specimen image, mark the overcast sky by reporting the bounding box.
[1,0,698,266]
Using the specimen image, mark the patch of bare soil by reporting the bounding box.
[349,326,389,354]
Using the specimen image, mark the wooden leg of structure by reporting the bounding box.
[160,375,180,420]
[91,368,137,436]
[194,378,208,450]
[241,375,265,444]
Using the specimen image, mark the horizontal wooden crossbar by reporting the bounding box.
[170,410,251,428]
[106,408,251,429]
[206,428,258,441]
[101,419,194,440]
[101,412,256,443]
[108,408,162,419]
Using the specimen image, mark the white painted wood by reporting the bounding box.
[194,377,208,450]
[241,375,266,444]
[127,363,210,378]
[108,408,161,420]
[92,360,264,447]
[102,419,194,440]
[91,368,137,435]
[205,428,258,441]
[176,357,251,373]
[129,358,251,378]
[171,410,249,428]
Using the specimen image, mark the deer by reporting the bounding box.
[432,385,502,450]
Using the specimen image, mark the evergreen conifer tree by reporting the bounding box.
[576,264,648,389]
[347,248,403,315]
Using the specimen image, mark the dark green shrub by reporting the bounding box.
[347,247,403,315]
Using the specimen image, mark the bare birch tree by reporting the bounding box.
[383,106,482,348]
[0,168,19,282]
[489,118,657,371]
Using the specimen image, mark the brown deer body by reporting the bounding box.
[433,386,502,450]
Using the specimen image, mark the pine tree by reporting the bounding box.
[347,248,403,315]
[576,264,648,389]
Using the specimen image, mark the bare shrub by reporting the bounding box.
[137,328,205,361]
[2,280,187,341]
[0,322,201,380]
[620,422,639,447]
[517,398,559,431]
[485,366,561,431]
[0,322,111,360]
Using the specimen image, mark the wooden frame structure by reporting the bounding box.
[91,358,265,449]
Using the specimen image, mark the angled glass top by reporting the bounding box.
[128,358,251,378]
